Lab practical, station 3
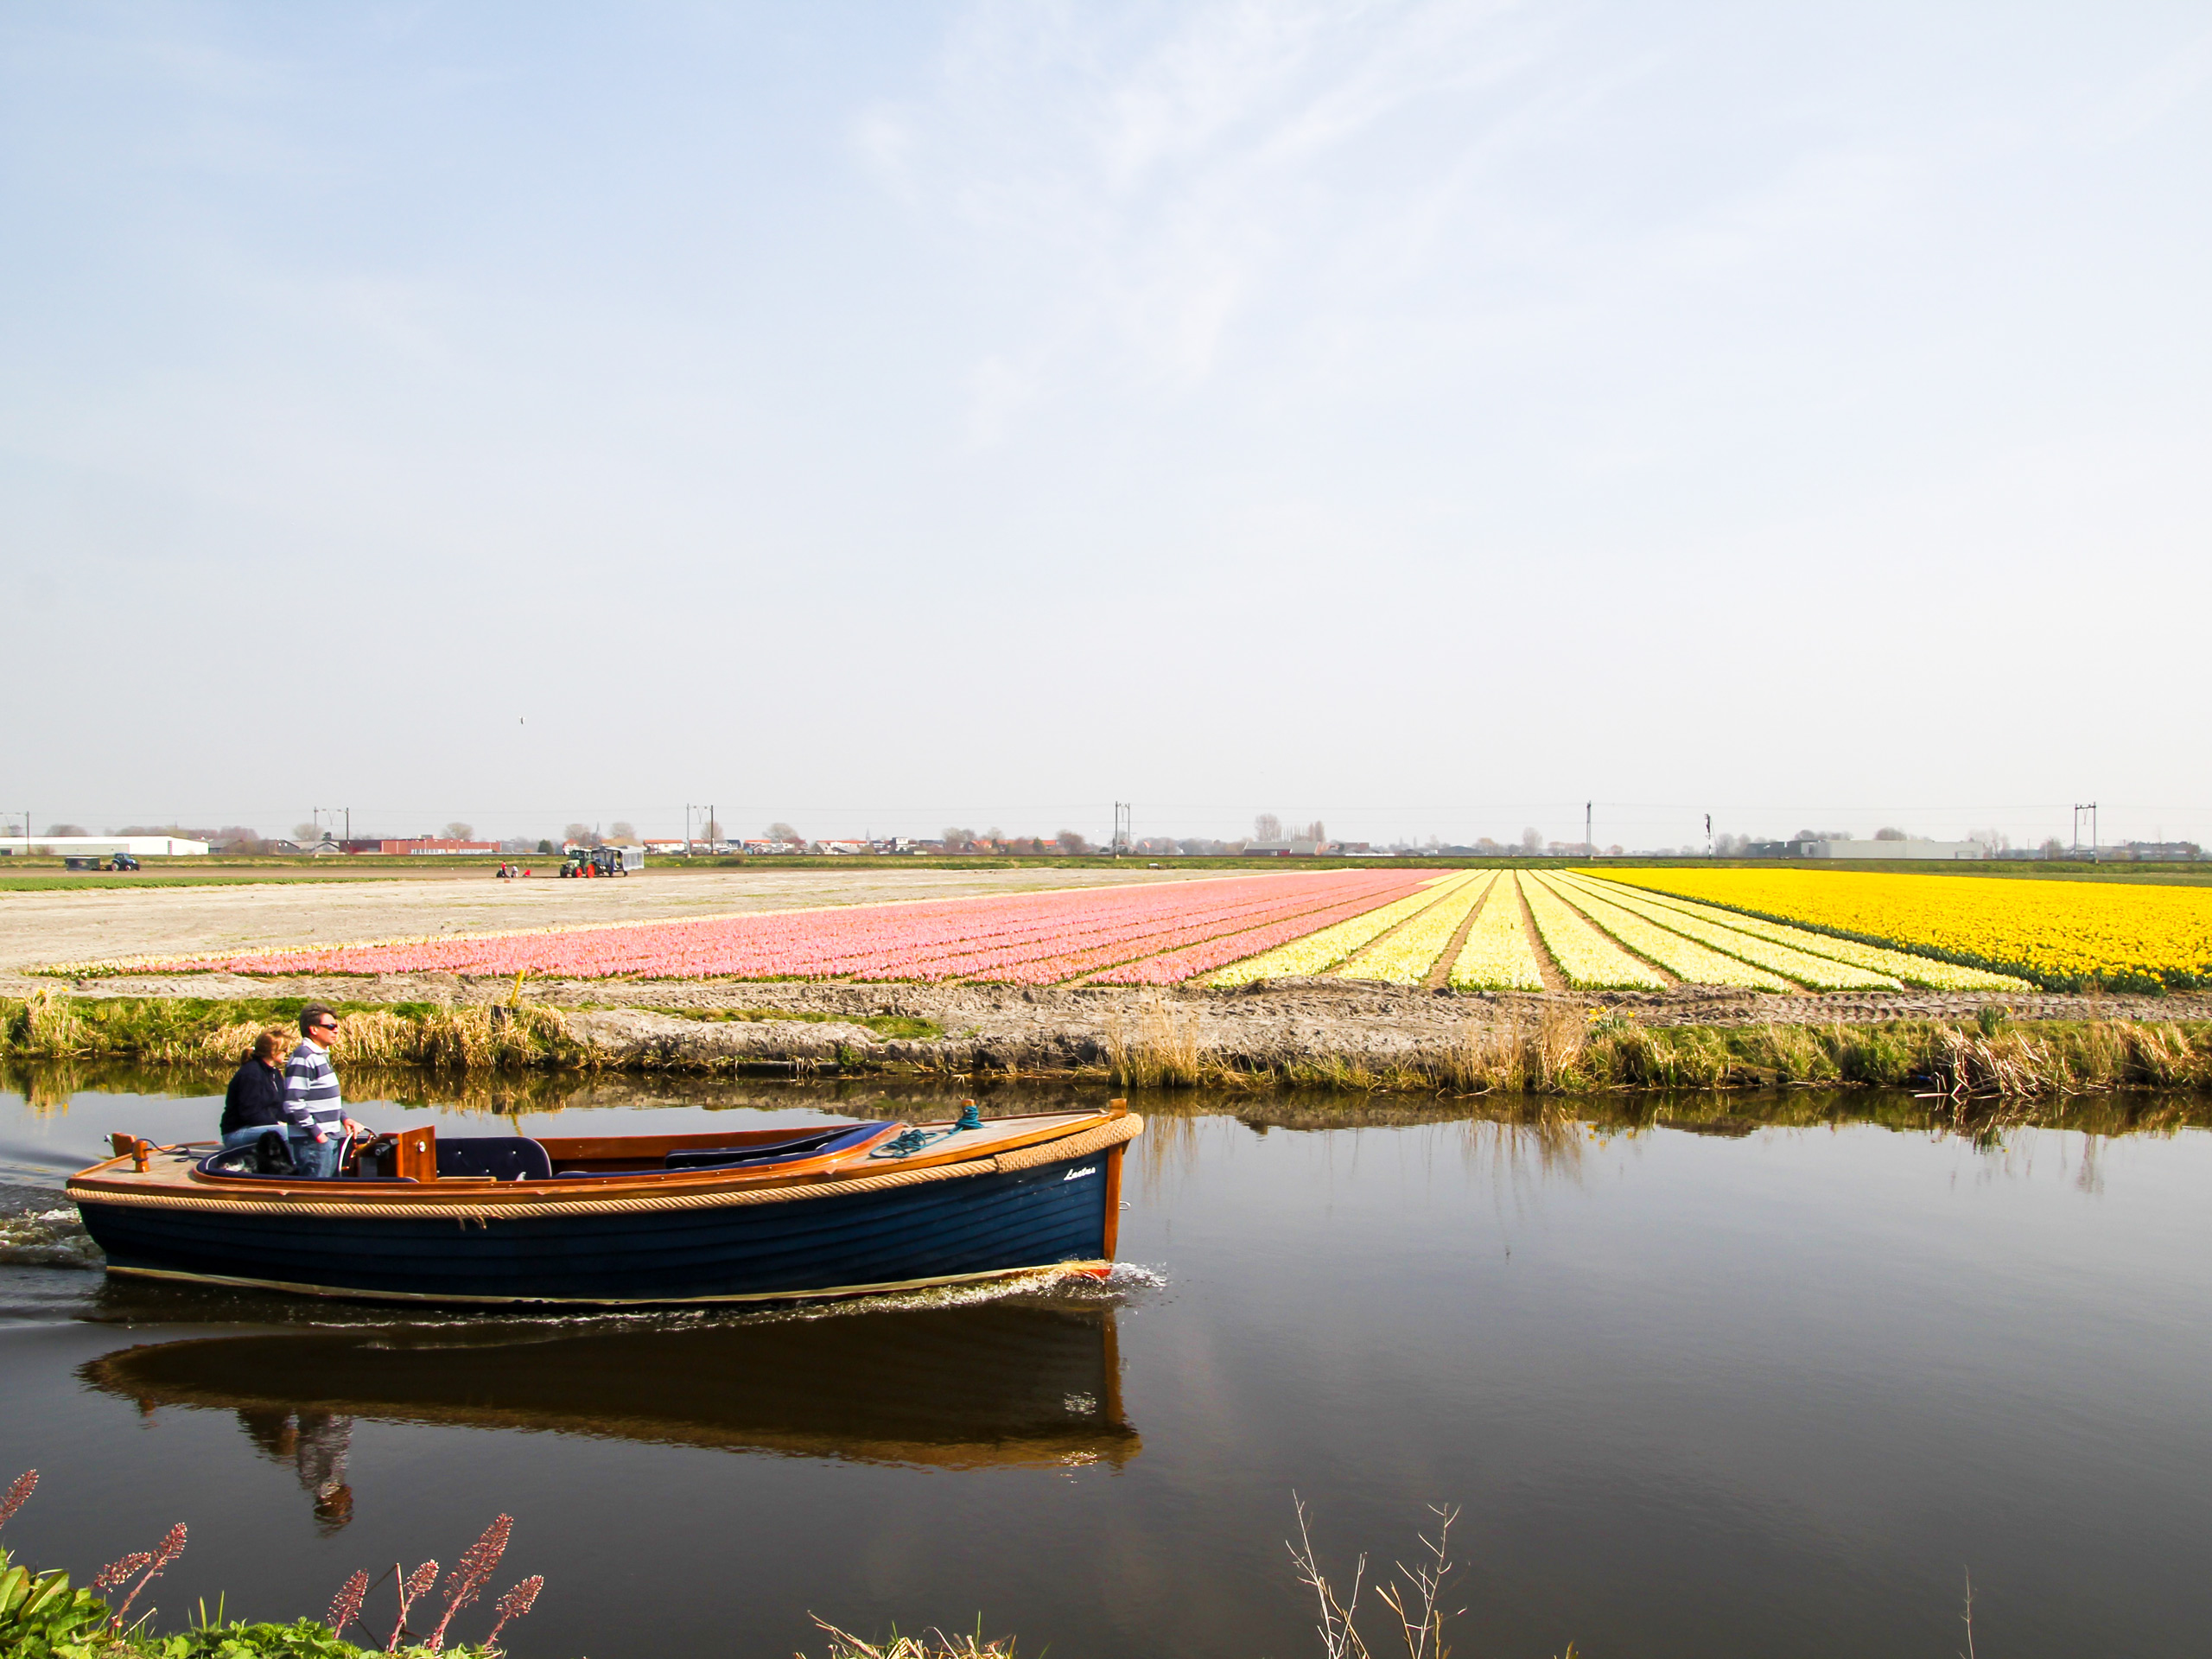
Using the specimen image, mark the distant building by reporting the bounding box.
[640,840,687,854]
[0,834,209,857]
[2117,841,2202,861]
[1789,839,1986,860]
[1243,839,1331,857]
[380,838,498,855]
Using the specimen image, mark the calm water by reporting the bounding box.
[4,1071,2212,1657]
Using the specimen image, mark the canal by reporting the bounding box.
[5,1069,2210,1656]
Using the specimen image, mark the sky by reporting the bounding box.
[2,2,2208,853]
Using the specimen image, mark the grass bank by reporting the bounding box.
[0,992,595,1073]
[5,991,2209,1101]
[1104,998,2212,1100]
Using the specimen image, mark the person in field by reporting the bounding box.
[283,1003,364,1176]
[219,1029,289,1151]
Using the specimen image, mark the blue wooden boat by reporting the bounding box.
[65,1103,1141,1307]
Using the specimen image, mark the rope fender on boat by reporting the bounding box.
[67,1115,1144,1222]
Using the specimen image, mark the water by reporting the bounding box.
[5,1067,2212,1657]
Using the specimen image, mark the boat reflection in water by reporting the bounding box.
[80,1291,1139,1526]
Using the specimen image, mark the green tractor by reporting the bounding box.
[559,845,643,878]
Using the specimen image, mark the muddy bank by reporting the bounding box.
[8,981,2212,1095]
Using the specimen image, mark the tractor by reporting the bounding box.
[559,846,643,877]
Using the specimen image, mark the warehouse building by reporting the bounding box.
[0,835,210,857]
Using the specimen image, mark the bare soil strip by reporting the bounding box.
[1424,874,1493,990]
[1512,874,1570,994]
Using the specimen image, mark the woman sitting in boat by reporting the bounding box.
[219,1029,289,1153]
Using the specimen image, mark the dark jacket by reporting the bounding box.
[221,1058,288,1134]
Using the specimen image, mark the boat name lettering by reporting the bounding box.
[1063,1166,1097,1182]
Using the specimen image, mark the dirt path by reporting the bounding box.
[1511,873,1569,994]
[1424,872,1492,990]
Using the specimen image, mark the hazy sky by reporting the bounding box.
[3,3,2207,851]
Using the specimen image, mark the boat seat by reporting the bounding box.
[662,1123,882,1171]
[434,1137,554,1182]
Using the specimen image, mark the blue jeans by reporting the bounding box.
[288,1131,340,1178]
[223,1124,280,1151]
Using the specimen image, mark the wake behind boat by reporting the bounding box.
[65,1103,1141,1307]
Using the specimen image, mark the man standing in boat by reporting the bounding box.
[283,1004,364,1176]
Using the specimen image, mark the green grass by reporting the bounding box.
[0,874,394,892]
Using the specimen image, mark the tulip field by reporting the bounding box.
[80,864,2207,994]
[1594,868,2212,993]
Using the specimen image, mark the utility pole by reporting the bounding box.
[1112,802,1132,858]
[2074,802,2098,861]
[1706,812,1713,857]
[1586,801,1592,859]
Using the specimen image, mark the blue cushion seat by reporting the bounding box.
[433,1137,554,1182]
[662,1123,881,1171]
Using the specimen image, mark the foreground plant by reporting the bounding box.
[0,1473,542,1659]
[1,1470,112,1657]
[93,1522,189,1632]
[1288,1497,1463,1659]
[807,1615,1017,1658]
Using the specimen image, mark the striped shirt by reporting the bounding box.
[283,1039,346,1138]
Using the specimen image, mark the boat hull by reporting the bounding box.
[75,1146,1121,1306]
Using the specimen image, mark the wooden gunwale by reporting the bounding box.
[66,1108,1134,1215]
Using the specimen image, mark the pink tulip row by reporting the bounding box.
[918,874,1428,983]
[153,870,1433,984]
[1092,880,1446,983]
[1013,874,1442,985]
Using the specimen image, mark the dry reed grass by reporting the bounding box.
[4,992,2212,1102]
[1105,994,1205,1088]
[808,1618,1016,1659]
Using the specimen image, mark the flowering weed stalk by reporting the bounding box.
[93,1521,187,1631]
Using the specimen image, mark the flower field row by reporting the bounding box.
[94,872,1440,987]
[1336,873,1496,985]
[1535,873,1794,990]
[1571,875,2026,991]
[1090,873,1445,984]
[1447,875,1545,990]
[1522,874,1669,990]
[1552,874,1901,990]
[1592,868,2189,992]
[82,861,2159,995]
[1205,874,1463,987]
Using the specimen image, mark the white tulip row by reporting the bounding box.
[1338,872,1497,984]
[1446,874,1547,991]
